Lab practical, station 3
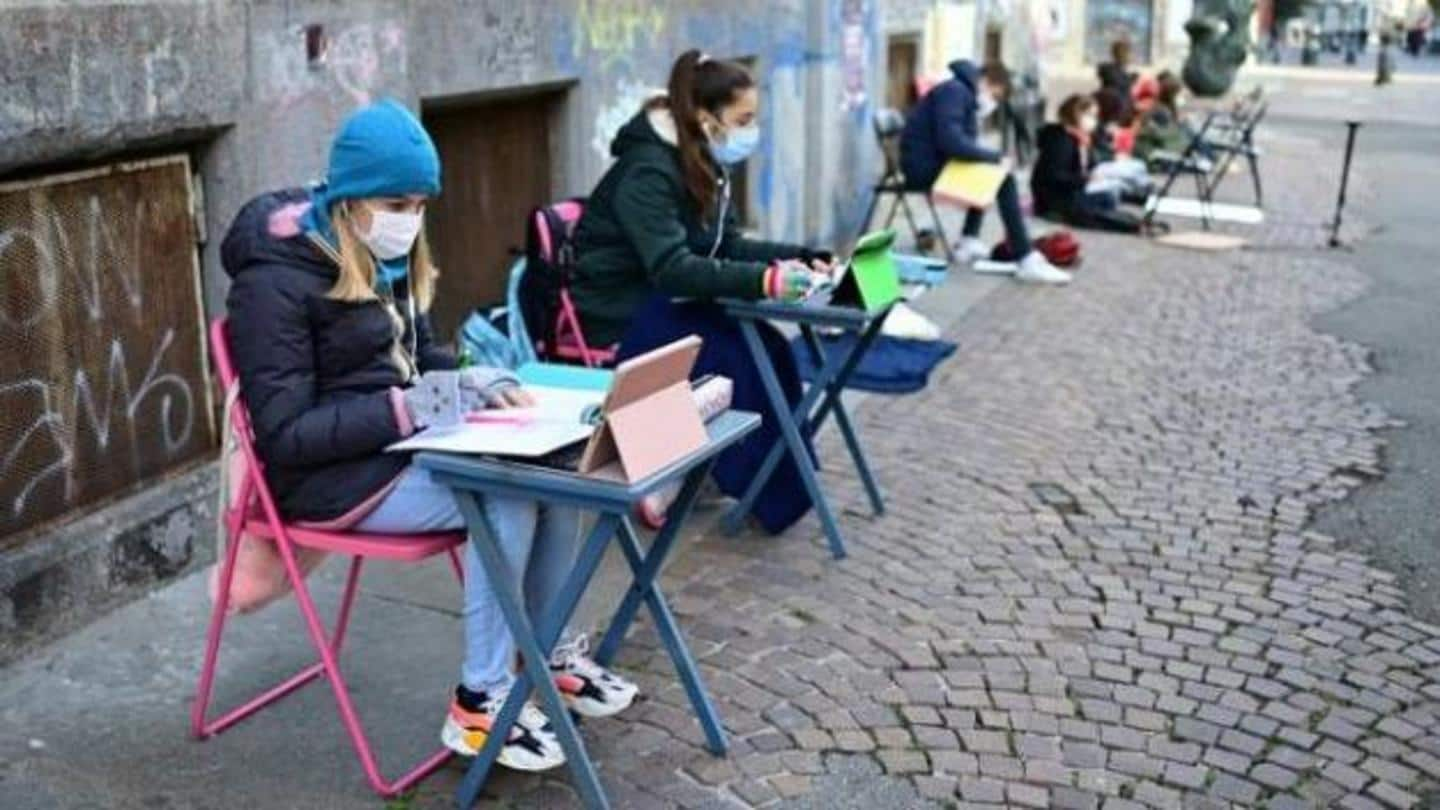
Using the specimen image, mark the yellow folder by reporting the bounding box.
[930,160,1008,209]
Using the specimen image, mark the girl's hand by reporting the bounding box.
[767,262,815,302]
[492,386,536,409]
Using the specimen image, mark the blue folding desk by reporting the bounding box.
[418,410,760,810]
[717,298,891,559]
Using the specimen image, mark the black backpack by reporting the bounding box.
[519,198,586,356]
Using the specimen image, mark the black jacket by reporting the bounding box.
[571,106,815,347]
[222,188,455,521]
[898,60,1002,190]
[1030,124,1090,217]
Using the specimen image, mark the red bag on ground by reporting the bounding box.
[991,231,1082,268]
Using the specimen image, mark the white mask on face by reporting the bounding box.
[1080,114,1100,132]
[976,87,998,119]
[359,206,423,261]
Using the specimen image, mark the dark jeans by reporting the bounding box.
[960,173,1031,258]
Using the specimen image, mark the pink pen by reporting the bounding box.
[464,410,535,426]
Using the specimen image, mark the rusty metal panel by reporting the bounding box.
[0,156,215,548]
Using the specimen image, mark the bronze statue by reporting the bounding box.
[1182,0,1254,96]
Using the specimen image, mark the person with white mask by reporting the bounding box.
[1030,94,1143,233]
[570,50,836,535]
[222,99,638,775]
[899,60,1070,284]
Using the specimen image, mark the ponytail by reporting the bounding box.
[659,49,755,217]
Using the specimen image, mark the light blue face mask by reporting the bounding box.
[708,124,761,165]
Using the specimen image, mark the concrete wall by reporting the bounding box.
[0,0,884,664]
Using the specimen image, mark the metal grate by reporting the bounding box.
[0,156,215,547]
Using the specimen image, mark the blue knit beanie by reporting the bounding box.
[323,98,440,202]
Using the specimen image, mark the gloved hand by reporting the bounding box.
[404,367,524,428]
[764,262,815,302]
[457,366,525,409]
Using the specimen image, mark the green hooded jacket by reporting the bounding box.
[571,104,818,346]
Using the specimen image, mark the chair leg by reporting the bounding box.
[861,189,881,234]
[1248,152,1263,208]
[446,545,465,583]
[330,556,365,654]
[192,542,455,798]
[275,542,452,798]
[925,195,959,265]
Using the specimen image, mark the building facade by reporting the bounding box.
[0,0,887,663]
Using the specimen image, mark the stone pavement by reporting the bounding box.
[6,117,1440,810]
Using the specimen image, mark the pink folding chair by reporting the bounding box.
[192,318,466,798]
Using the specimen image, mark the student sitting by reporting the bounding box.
[1031,95,1142,233]
[222,100,637,774]
[1090,88,1154,203]
[570,50,832,536]
[898,59,1070,283]
[1135,70,1208,165]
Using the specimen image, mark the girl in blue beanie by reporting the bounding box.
[221,99,636,775]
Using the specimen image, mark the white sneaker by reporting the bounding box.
[1015,251,1072,285]
[550,636,639,718]
[442,686,566,771]
[954,237,990,265]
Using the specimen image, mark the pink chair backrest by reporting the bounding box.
[208,318,285,529]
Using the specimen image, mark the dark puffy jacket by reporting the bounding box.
[1030,124,1089,217]
[571,105,818,347]
[222,188,455,521]
[898,59,1003,190]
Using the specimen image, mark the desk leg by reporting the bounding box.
[725,319,848,559]
[593,467,727,755]
[453,494,619,810]
[800,321,885,516]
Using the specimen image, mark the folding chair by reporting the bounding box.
[860,108,958,264]
[192,318,466,798]
[1202,97,1267,209]
[1143,112,1223,230]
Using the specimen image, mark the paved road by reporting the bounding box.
[1305,114,1440,623]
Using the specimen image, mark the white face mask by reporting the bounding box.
[359,206,423,261]
[976,88,998,119]
[1080,114,1099,132]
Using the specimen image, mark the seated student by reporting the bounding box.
[1135,71,1208,164]
[1031,94,1142,233]
[570,50,833,536]
[222,100,637,774]
[1089,88,1154,203]
[898,59,1070,284]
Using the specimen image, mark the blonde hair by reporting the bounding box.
[325,202,438,310]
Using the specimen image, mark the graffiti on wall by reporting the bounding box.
[0,158,213,544]
[841,0,870,111]
[591,78,662,161]
[574,0,667,68]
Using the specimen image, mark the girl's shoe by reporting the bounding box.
[441,686,565,771]
[550,636,640,718]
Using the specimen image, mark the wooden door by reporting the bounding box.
[886,36,920,112]
[422,93,560,341]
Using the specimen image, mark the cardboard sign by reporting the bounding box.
[831,229,903,313]
[931,160,1009,209]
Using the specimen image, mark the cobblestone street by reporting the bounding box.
[464,137,1440,808]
